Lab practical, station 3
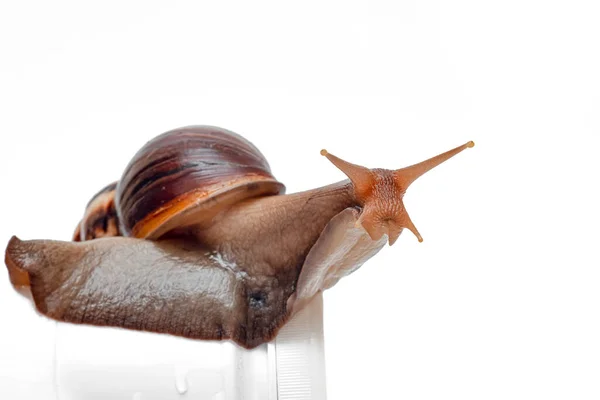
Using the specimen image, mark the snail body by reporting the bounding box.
[5,125,473,349]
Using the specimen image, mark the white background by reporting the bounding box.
[1,0,599,399]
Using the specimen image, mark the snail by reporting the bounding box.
[4,126,474,349]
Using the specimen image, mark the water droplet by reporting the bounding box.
[132,392,142,400]
[175,372,188,394]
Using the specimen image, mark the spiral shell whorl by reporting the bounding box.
[116,126,285,239]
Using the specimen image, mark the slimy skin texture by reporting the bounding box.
[4,126,474,349]
[6,236,291,349]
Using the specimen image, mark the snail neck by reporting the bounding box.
[235,179,356,233]
[196,180,357,276]
[274,179,357,225]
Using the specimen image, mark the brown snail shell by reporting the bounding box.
[76,126,285,241]
[73,182,120,242]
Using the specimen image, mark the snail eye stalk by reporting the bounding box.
[322,141,474,244]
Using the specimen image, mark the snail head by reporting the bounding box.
[321,140,474,245]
